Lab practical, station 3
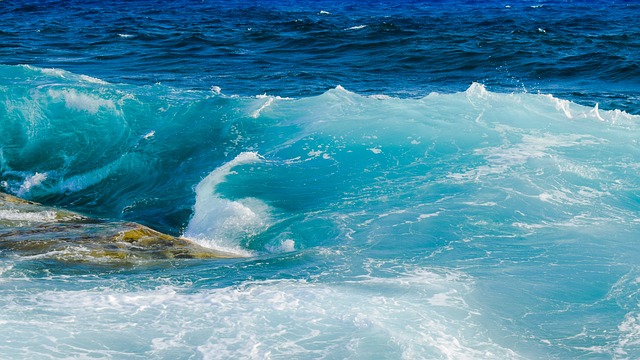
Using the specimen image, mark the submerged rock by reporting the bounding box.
[0,192,238,263]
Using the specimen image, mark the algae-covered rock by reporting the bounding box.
[0,192,238,263]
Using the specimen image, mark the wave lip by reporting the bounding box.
[184,152,270,257]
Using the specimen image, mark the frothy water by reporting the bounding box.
[185,152,269,256]
[0,261,522,359]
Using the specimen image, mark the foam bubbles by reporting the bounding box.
[17,172,47,197]
[184,152,269,255]
[465,82,489,99]
[345,25,368,31]
[266,239,296,253]
[0,209,57,222]
[250,95,292,118]
[47,88,117,114]
[0,266,521,359]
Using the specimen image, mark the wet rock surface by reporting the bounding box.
[0,192,237,263]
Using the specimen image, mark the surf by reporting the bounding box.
[3,64,640,358]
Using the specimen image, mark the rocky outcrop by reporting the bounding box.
[0,192,237,263]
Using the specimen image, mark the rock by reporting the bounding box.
[0,192,238,263]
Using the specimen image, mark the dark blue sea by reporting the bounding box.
[2,0,640,358]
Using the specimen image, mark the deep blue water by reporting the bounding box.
[2,0,640,109]
[2,0,640,358]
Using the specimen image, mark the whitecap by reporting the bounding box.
[184,152,268,256]
[79,74,109,84]
[465,82,489,99]
[250,96,274,118]
[266,239,296,253]
[17,172,47,197]
[250,95,292,118]
[344,25,368,31]
[47,88,117,114]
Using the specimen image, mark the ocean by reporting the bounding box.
[1,0,640,358]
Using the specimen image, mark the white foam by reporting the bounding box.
[418,212,440,220]
[38,67,67,78]
[184,152,269,255]
[47,88,117,114]
[0,209,57,222]
[538,189,589,206]
[79,74,109,84]
[0,263,13,280]
[465,82,489,99]
[307,149,324,158]
[17,172,47,197]
[548,95,575,119]
[59,157,125,193]
[448,133,603,182]
[266,239,296,253]
[589,103,605,121]
[345,25,368,31]
[369,94,392,100]
[250,95,292,118]
[462,201,497,207]
[542,94,618,122]
[18,246,112,263]
[614,311,640,357]
[0,267,522,359]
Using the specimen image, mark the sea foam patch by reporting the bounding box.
[0,265,521,360]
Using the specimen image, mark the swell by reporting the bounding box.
[5,65,640,358]
[2,64,638,255]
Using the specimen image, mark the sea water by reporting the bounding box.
[1,0,640,358]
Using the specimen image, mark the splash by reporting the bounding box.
[17,172,47,197]
[184,152,270,256]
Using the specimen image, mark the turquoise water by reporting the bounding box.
[2,64,640,358]
[2,0,640,358]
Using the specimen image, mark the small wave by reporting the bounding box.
[344,25,368,31]
[250,94,293,118]
[184,152,268,256]
[250,96,275,118]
